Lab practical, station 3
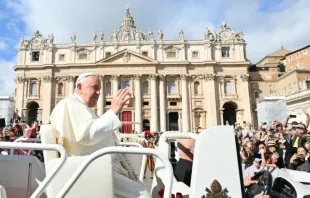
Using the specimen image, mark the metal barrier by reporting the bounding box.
[57,147,173,198]
[0,142,67,198]
[10,137,41,155]
[164,132,198,140]
[118,142,147,182]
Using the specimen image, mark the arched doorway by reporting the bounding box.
[142,119,150,131]
[223,102,237,126]
[27,101,39,126]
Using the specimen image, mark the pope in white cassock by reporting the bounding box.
[50,73,152,198]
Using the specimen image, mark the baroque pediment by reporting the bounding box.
[96,49,159,64]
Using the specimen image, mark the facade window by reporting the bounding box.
[170,102,177,106]
[142,51,148,56]
[269,84,273,89]
[59,54,65,61]
[143,101,149,106]
[306,81,310,89]
[221,47,230,58]
[289,57,292,62]
[105,82,111,95]
[194,113,201,128]
[296,54,300,59]
[194,81,200,94]
[168,81,176,94]
[31,51,40,61]
[105,52,112,58]
[30,82,37,96]
[224,81,232,94]
[122,80,131,92]
[304,51,308,56]
[58,82,64,95]
[192,51,199,59]
[143,82,148,94]
[167,51,176,58]
[79,53,87,60]
[105,101,111,106]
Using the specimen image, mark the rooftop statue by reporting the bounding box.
[158,29,163,40]
[71,33,76,43]
[92,32,97,42]
[100,31,104,41]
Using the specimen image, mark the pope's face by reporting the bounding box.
[78,76,101,107]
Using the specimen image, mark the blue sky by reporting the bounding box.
[0,0,310,96]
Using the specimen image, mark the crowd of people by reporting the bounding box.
[0,118,43,161]
[235,111,310,197]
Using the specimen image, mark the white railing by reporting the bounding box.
[0,142,67,198]
[56,147,173,198]
[118,142,147,182]
[10,137,41,155]
[164,132,198,140]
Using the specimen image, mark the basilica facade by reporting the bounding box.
[13,8,252,132]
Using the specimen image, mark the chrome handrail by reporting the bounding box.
[118,142,147,182]
[57,147,173,198]
[10,138,41,155]
[164,132,198,140]
[0,142,67,198]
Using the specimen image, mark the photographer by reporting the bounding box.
[288,147,310,172]
[241,141,256,169]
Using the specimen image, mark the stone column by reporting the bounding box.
[150,74,158,132]
[38,109,43,123]
[42,76,53,124]
[240,74,253,124]
[134,75,142,133]
[16,77,26,118]
[201,111,206,128]
[97,75,105,116]
[219,108,224,125]
[181,75,190,132]
[111,75,119,97]
[159,75,167,132]
[67,76,75,96]
[22,109,29,123]
[205,74,219,126]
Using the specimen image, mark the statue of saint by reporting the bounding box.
[158,29,163,40]
[135,30,140,41]
[71,33,76,43]
[112,30,118,41]
[49,34,54,44]
[179,29,184,40]
[148,30,154,41]
[19,37,24,47]
[100,31,104,41]
[92,32,97,42]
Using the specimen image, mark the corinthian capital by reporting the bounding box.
[159,74,166,81]
[180,74,189,80]
[149,74,158,80]
[133,74,141,80]
[240,74,249,82]
[111,75,119,81]
[43,76,53,82]
[205,74,215,81]
[67,76,75,82]
[17,77,26,83]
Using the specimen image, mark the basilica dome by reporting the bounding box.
[109,8,147,42]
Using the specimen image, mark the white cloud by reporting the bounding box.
[0,58,16,96]
[7,22,22,34]
[5,0,310,64]
[0,40,8,50]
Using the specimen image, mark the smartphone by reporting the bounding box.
[290,115,297,118]
[263,122,267,125]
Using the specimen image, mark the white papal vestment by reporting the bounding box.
[50,94,152,198]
